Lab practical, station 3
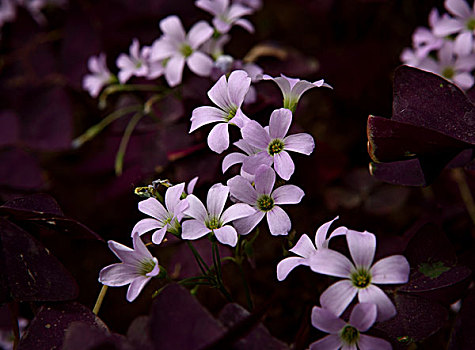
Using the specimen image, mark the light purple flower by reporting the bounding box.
[99,232,160,302]
[0,0,16,28]
[227,165,304,236]
[82,53,114,98]
[310,230,410,321]
[434,0,475,52]
[416,41,475,90]
[116,38,150,84]
[132,183,189,245]
[262,74,332,112]
[182,183,255,247]
[190,70,252,153]
[150,15,214,87]
[196,0,254,34]
[241,108,315,180]
[222,138,261,181]
[276,217,348,281]
[234,0,262,11]
[309,303,392,350]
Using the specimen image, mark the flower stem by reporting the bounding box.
[236,259,253,310]
[186,241,211,275]
[72,105,142,148]
[99,84,164,109]
[92,285,108,315]
[115,111,145,176]
[452,168,475,226]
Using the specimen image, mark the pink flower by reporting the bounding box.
[190,70,252,153]
[241,108,315,180]
[310,230,410,321]
[262,74,332,112]
[276,217,347,281]
[132,183,189,245]
[309,303,392,350]
[182,183,255,246]
[99,232,160,302]
[150,15,214,87]
[227,165,304,236]
[222,139,261,181]
[196,0,254,34]
[82,53,114,98]
[116,39,150,84]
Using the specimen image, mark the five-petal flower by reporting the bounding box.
[99,232,160,302]
[196,0,255,34]
[82,53,114,98]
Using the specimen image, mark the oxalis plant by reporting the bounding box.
[0,1,474,350]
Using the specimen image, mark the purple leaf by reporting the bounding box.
[0,110,20,147]
[150,283,226,350]
[0,218,78,302]
[369,159,428,187]
[1,193,64,217]
[18,302,107,350]
[0,148,45,190]
[62,321,131,350]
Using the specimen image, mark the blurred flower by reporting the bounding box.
[190,70,251,153]
[116,39,150,84]
[234,0,262,11]
[82,53,114,98]
[309,303,392,350]
[182,183,254,246]
[150,15,214,87]
[132,183,189,245]
[311,230,410,321]
[195,0,254,34]
[228,165,304,236]
[0,0,16,28]
[241,108,315,180]
[276,217,347,281]
[0,317,28,350]
[262,74,332,112]
[99,232,160,302]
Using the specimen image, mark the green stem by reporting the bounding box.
[115,111,145,176]
[186,241,211,275]
[72,105,142,148]
[99,84,164,109]
[236,259,253,310]
[93,285,108,315]
[212,242,223,284]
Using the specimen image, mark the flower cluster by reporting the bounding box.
[0,0,67,30]
[278,217,410,348]
[401,0,475,90]
[82,0,261,96]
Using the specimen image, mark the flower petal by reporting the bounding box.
[284,133,315,155]
[289,233,316,258]
[182,219,210,240]
[274,151,294,180]
[164,55,185,87]
[263,75,291,97]
[267,206,291,235]
[132,218,163,236]
[255,164,275,195]
[433,17,464,36]
[126,276,151,302]
[235,18,254,33]
[309,249,353,278]
[99,264,136,286]
[227,70,251,107]
[242,120,271,149]
[358,285,396,321]
[160,15,186,41]
[187,21,214,48]
[221,203,255,224]
[107,240,138,265]
[207,183,229,217]
[222,152,247,173]
[138,197,168,221]
[348,303,377,332]
[187,51,213,77]
[151,226,168,245]
[165,183,186,214]
[311,305,346,333]
[190,106,225,132]
[242,152,273,175]
[446,0,472,18]
[233,210,265,235]
[272,184,304,205]
[269,108,292,139]
[358,335,392,350]
[213,225,238,246]
[320,279,358,317]
[227,175,258,204]
[276,256,309,281]
[309,335,342,350]
[184,194,208,221]
[208,74,232,111]
[131,231,153,259]
[315,216,339,249]
[370,255,410,284]
[347,230,376,270]
[150,38,177,60]
[208,122,230,154]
